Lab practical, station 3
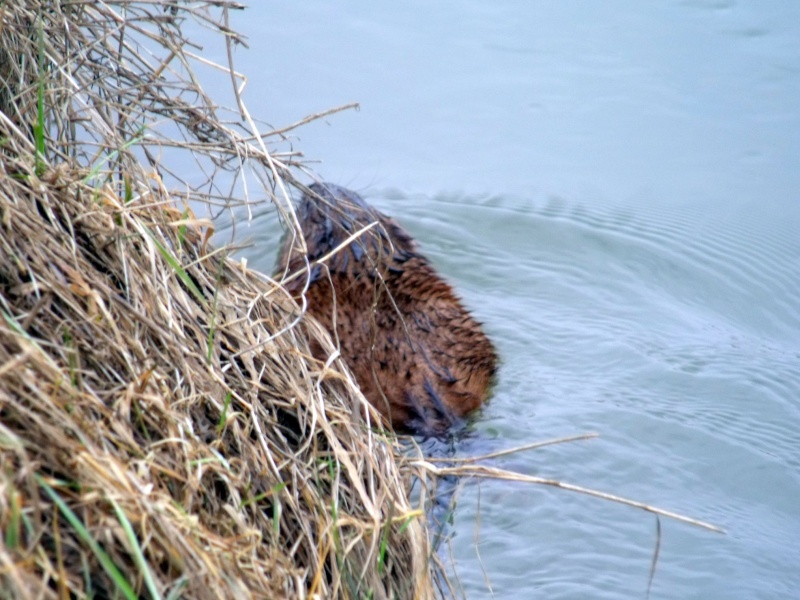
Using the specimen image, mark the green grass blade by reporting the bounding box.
[109,497,162,600]
[34,17,47,176]
[143,227,206,306]
[37,476,138,600]
[176,207,189,249]
[217,391,233,434]
[377,524,389,576]
[123,174,133,204]
[240,482,287,509]
[5,486,21,549]
[206,257,225,364]
[82,127,146,185]
[165,577,188,600]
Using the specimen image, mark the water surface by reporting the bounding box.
[212,2,800,598]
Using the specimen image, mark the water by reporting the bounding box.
[207,2,799,598]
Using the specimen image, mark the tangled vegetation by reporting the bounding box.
[0,1,444,597]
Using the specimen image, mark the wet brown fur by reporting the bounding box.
[278,183,497,436]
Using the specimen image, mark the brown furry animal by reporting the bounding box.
[277,182,497,436]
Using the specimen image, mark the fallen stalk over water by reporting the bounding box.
[417,460,724,533]
[428,433,600,464]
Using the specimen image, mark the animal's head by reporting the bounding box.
[278,182,420,283]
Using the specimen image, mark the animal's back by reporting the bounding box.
[278,182,496,436]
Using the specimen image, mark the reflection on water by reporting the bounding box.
[211,1,800,598]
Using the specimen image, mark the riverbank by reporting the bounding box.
[0,2,442,598]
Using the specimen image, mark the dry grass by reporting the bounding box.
[0,1,444,598]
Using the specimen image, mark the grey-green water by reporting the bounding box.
[210,2,799,597]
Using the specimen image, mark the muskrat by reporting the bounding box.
[277,182,497,436]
